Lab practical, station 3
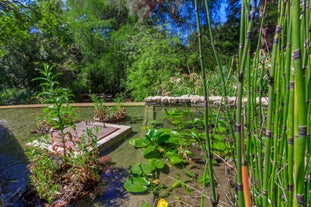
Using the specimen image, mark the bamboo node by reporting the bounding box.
[287,184,294,192]
[285,84,289,90]
[273,37,278,44]
[304,40,309,48]
[238,72,243,82]
[265,130,271,138]
[298,125,307,136]
[275,25,281,33]
[288,137,293,145]
[247,31,251,39]
[292,49,301,60]
[263,190,268,196]
[296,194,305,206]
[235,124,241,133]
[237,183,243,191]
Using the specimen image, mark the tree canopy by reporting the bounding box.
[0,0,269,103]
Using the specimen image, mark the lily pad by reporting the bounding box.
[149,158,165,169]
[124,176,150,193]
[131,163,153,176]
[129,138,150,148]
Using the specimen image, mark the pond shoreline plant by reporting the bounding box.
[26,64,102,206]
[91,93,126,123]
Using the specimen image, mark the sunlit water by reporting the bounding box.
[0,106,167,207]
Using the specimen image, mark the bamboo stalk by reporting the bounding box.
[262,13,283,207]
[193,1,218,206]
[242,112,251,207]
[203,0,235,140]
[235,0,256,206]
[291,0,308,206]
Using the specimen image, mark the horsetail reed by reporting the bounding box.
[192,0,310,205]
[235,0,256,206]
[291,0,308,205]
[204,0,235,140]
[194,0,218,206]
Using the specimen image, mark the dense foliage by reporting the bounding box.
[0,0,241,103]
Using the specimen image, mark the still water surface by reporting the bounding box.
[0,106,162,207]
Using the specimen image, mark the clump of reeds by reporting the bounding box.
[196,0,311,206]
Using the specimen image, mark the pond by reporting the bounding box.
[0,105,231,207]
[0,106,169,206]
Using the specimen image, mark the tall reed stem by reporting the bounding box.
[291,0,307,206]
[204,0,235,140]
[193,0,218,206]
[235,0,256,206]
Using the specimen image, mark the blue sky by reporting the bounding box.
[151,1,228,45]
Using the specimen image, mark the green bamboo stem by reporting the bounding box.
[291,0,308,206]
[283,9,293,206]
[287,63,294,207]
[284,15,294,204]
[250,11,266,200]
[204,0,235,140]
[270,1,287,203]
[235,0,256,206]
[262,21,282,207]
[238,0,246,66]
[251,8,268,203]
[193,0,218,206]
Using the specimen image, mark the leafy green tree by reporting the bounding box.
[125,27,190,100]
[0,1,38,103]
[64,0,130,94]
[0,1,34,57]
[0,0,76,103]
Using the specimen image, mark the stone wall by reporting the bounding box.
[144,95,269,107]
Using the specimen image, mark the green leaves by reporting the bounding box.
[124,163,153,193]
[149,158,165,169]
[125,27,187,101]
[34,64,74,130]
[123,176,150,193]
[145,129,170,145]
[129,138,150,148]
[131,163,153,176]
[166,151,187,165]
[124,159,166,194]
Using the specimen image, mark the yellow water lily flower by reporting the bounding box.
[157,198,168,207]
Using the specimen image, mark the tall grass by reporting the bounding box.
[198,0,310,206]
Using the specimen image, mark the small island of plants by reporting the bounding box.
[26,64,104,206]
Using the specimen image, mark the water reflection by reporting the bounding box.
[0,106,151,207]
[0,120,29,207]
[97,167,130,206]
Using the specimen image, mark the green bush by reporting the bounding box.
[125,28,188,101]
[0,88,35,105]
[28,64,100,205]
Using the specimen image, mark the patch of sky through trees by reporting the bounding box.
[151,0,228,45]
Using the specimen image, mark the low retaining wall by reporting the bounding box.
[144,95,269,107]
